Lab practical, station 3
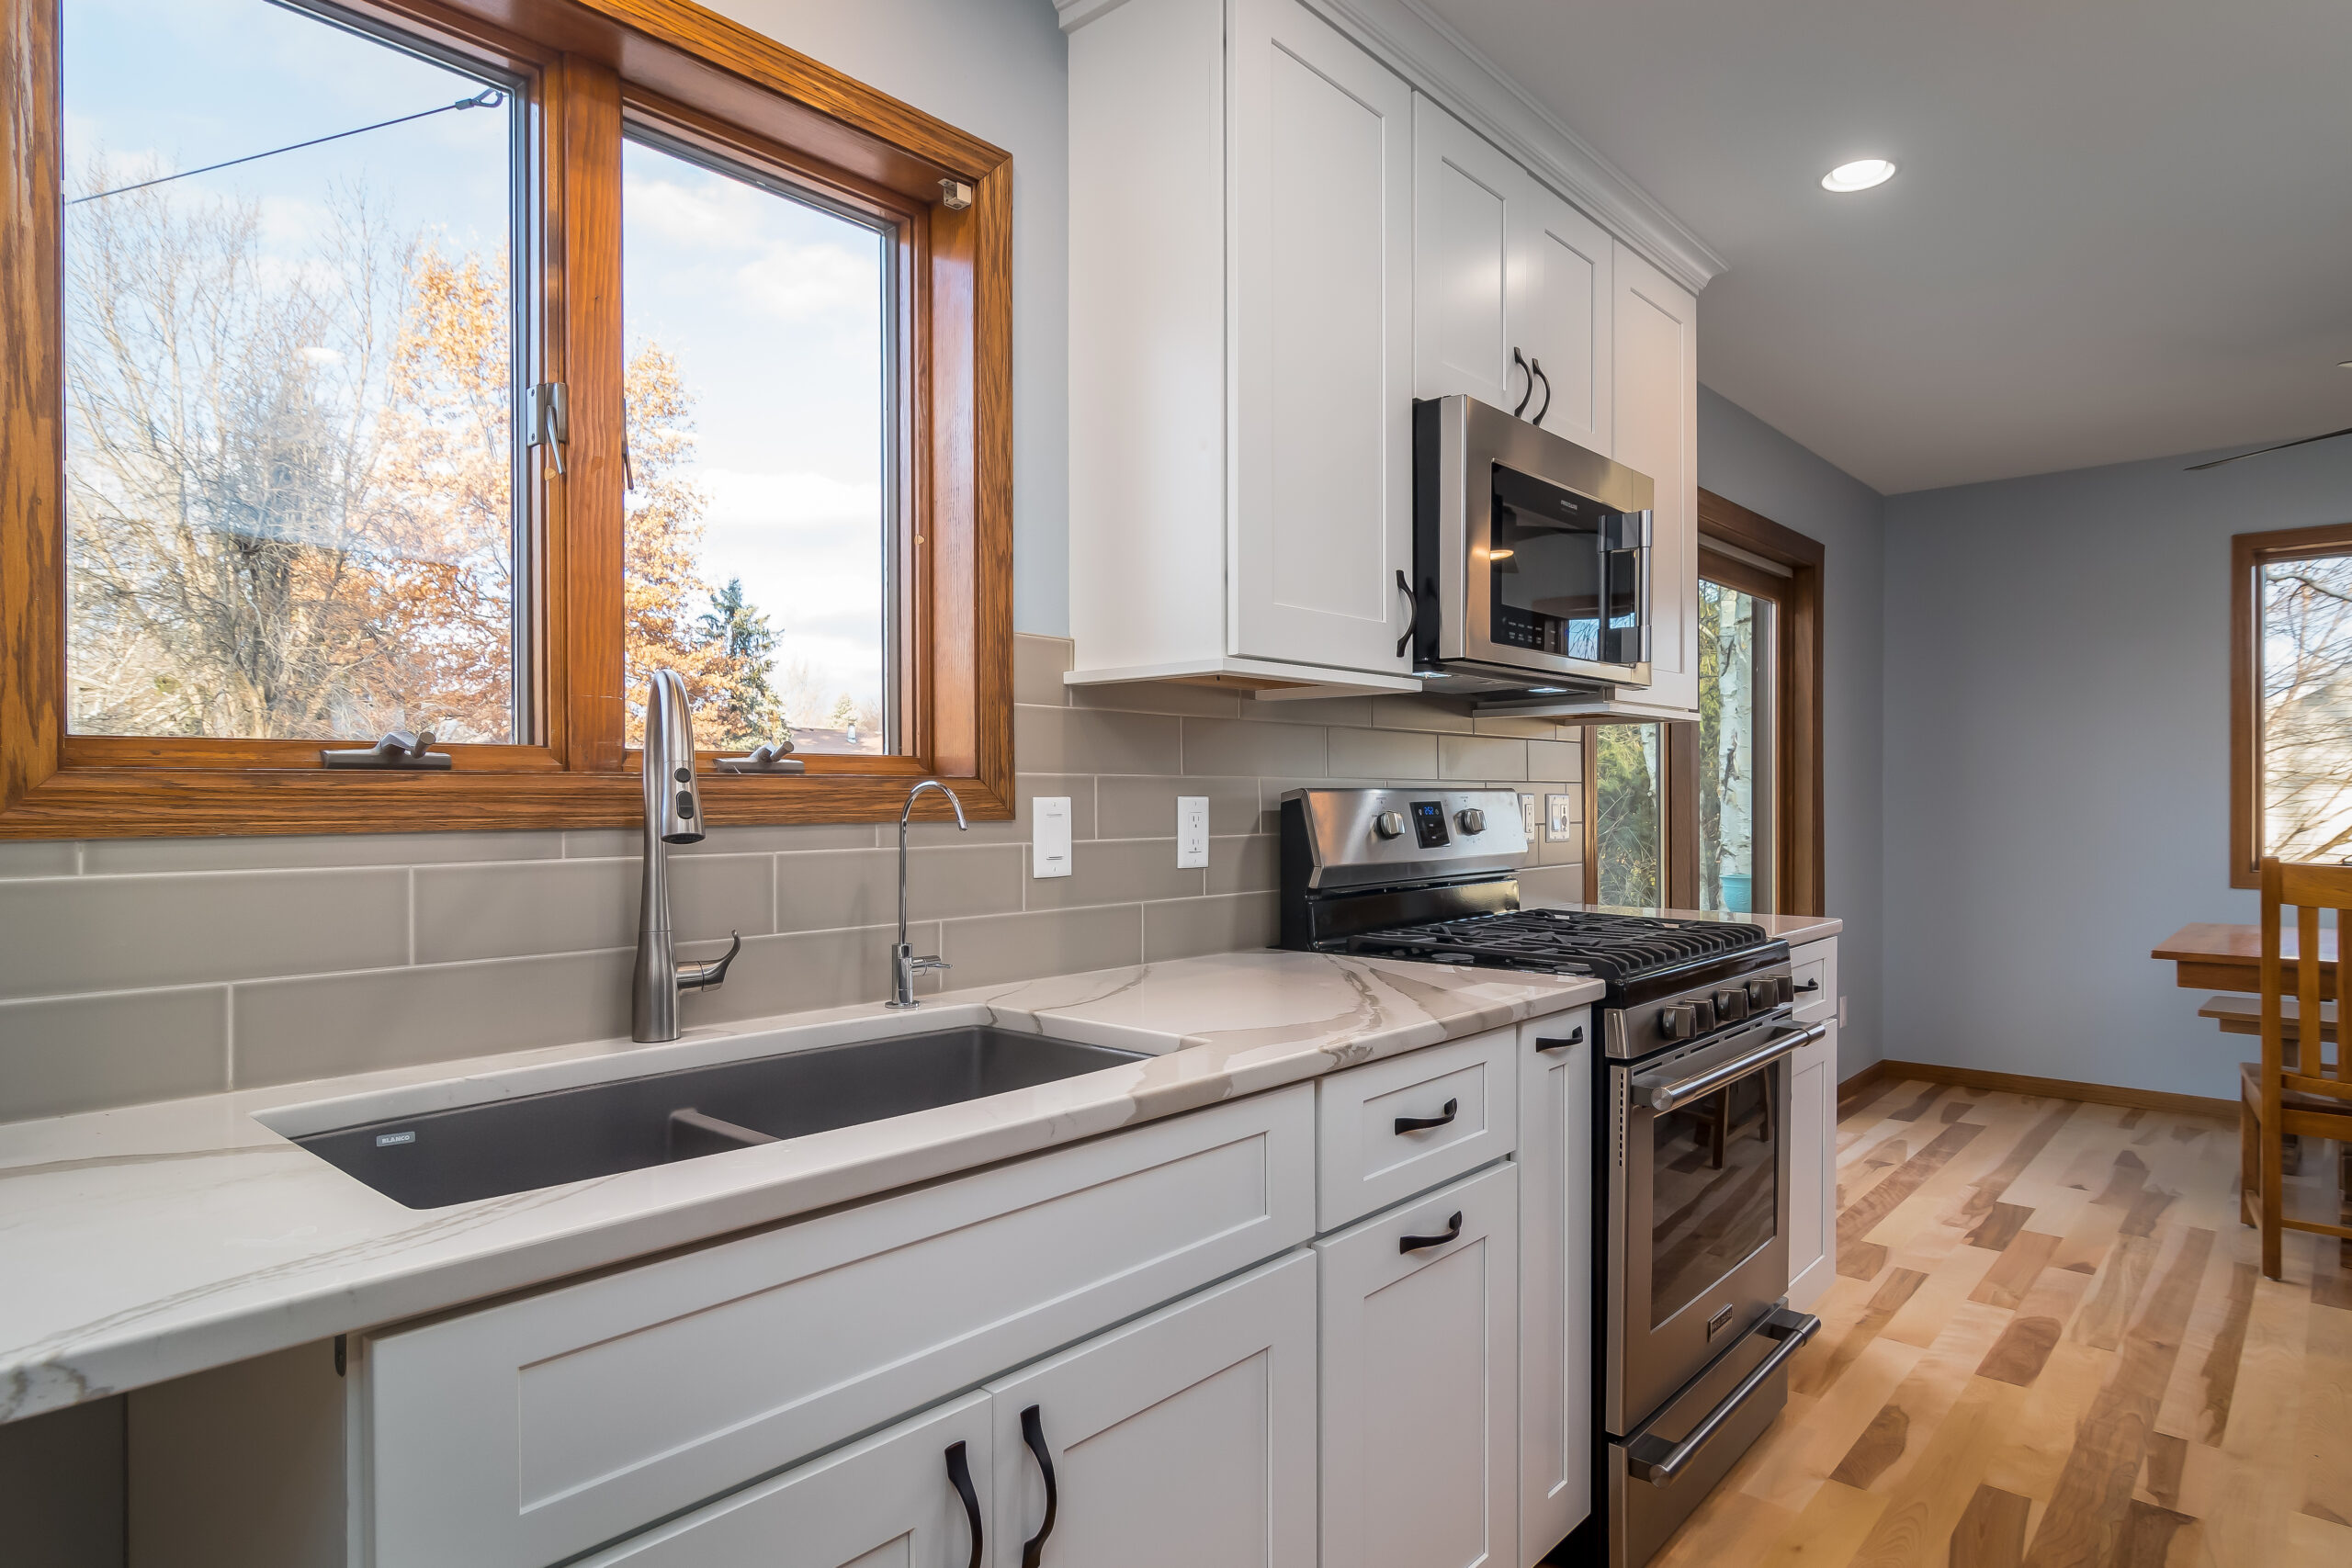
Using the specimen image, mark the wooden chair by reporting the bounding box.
[2240,856,2352,1278]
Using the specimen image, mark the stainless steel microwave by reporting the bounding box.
[1408,394,1656,695]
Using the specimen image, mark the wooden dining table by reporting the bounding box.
[2153,920,2339,998]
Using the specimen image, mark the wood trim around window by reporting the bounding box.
[0,0,1013,839]
[1695,488,1826,918]
[2229,522,2352,887]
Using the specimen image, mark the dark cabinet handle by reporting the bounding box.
[1019,1404,1058,1568]
[1394,1097,1458,1134]
[944,1440,982,1568]
[1510,347,1534,418]
[1395,569,1419,659]
[1535,1028,1584,1052]
[1530,358,1552,426]
[1400,1210,1464,1254]
[1795,978,1821,993]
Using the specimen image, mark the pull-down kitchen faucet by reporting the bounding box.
[887,780,967,1008]
[634,669,740,1042]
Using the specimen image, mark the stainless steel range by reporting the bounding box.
[1279,787,1823,1568]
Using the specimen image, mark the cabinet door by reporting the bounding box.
[1610,242,1698,716]
[1412,96,1528,411]
[580,1394,990,1568]
[1319,1162,1519,1568]
[1516,191,1611,457]
[1515,1018,1593,1564]
[1786,1016,1838,1312]
[986,1251,1317,1568]
[1230,0,1414,674]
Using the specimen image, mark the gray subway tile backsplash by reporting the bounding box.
[0,634,1582,1122]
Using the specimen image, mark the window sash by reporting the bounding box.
[2231,525,2352,886]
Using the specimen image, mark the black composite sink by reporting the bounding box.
[291,1027,1147,1209]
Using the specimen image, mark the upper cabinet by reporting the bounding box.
[1412,97,1612,458]
[1062,0,1709,713]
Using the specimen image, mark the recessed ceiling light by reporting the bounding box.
[2339,359,2352,369]
[1822,158,1897,193]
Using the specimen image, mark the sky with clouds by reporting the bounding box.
[62,0,888,733]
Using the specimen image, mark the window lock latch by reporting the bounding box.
[322,730,453,771]
[526,382,569,476]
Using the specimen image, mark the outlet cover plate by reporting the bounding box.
[1177,795,1209,869]
[1033,796,1072,878]
[1546,793,1576,841]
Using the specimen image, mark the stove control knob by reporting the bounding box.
[1455,807,1487,836]
[1659,1002,1701,1040]
[1776,975,1795,1005]
[1373,810,1407,840]
[1746,977,1779,1010]
[1713,988,1749,1023]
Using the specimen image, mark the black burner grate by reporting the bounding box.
[1344,908,1770,983]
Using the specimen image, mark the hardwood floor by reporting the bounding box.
[1651,1077,2352,1568]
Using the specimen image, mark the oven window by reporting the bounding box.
[1490,464,1605,659]
[1649,1070,1779,1328]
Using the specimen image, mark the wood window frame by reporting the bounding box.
[2229,522,2352,888]
[0,0,1013,839]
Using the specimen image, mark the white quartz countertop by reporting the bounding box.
[0,949,1603,1424]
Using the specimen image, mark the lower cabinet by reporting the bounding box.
[584,1251,1319,1568]
[1785,1015,1838,1312]
[577,1393,995,1568]
[1515,1016,1593,1565]
[1317,1161,1520,1568]
[989,1250,1319,1568]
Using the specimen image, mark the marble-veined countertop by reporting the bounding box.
[0,949,1606,1424]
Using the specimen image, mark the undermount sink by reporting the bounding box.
[290,1027,1147,1210]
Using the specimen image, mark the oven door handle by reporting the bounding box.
[1631,1022,1825,1113]
[1624,1307,1820,1484]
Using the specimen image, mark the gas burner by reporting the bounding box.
[1343,908,1768,985]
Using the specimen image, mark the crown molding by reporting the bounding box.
[1057,0,1726,295]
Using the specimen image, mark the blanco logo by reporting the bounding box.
[376,1130,417,1147]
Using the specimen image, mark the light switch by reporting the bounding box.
[1177,795,1209,869]
[1518,793,1538,842]
[1033,796,1072,878]
[1546,793,1576,841]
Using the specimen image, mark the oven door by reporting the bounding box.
[1606,1015,1813,1433]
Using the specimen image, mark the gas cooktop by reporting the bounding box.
[1341,907,1772,985]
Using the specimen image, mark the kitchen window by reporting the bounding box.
[2230,525,2352,885]
[0,0,1012,839]
[1591,491,1823,914]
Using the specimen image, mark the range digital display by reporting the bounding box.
[1409,799,1451,849]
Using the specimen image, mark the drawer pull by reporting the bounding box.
[944,1440,983,1568]
[1794,978,1821,993]
[1019,1404,1058,1568]
[1394,1098,1459,1135]
[1399,1210,1464,1254]
[1535,1028,1584,1052]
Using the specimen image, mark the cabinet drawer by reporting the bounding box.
[1791,941,1836,1024]
[365,1085,1315,1568]
[1315,1027,1516,1232]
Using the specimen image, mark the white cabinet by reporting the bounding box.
[1412,97,1611,457]
[1515,1016,1593,1563]
[1785,937,1841,1311]
[1067,0,1419,694]
[1316,1024,1518,1232]
[988,1251,1319,1568]
[578,1393,993,1568]
[1606,243,1700,717]
[1318,1162,1519,1568]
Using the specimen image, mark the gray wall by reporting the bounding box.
[1882,436,2352,1100]
[1698,386,1886,1078]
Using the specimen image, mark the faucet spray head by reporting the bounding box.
[644,669,704,844]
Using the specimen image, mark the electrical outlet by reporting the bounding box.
[1176,795,1209,869]
[1518,793,1538,842]
[1546,793,1576,841]
[1033,796,1072,878]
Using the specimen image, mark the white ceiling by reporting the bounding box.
[1419,0,2352,494]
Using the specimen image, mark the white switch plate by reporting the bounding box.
[1518,793,1538,842]
[1176,795,1209,869]
[1033,797,1072,878]
[1546,793,1576,840]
